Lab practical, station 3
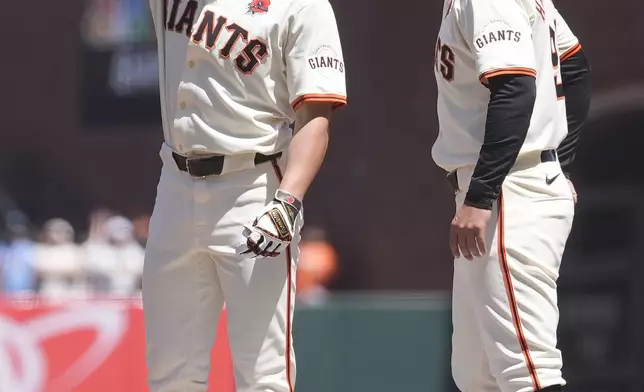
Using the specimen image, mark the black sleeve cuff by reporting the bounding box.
[464,192,496,210]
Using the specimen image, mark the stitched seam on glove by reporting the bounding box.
[268,208,291,240]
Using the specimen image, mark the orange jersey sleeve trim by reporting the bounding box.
[560,42,582,62]
[291,93,347,112]
[479,67,537,83]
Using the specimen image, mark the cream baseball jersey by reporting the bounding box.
[148,0,347,155]
[432,0,567,171]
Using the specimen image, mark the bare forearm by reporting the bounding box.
[279,116,330,200]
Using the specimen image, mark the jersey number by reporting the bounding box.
[435,39,455,81]
[549,26,564,99]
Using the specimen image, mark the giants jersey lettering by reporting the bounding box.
[149,0,347,155]
[431,0,567,171]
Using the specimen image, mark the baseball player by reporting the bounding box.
[432,0,590,391]
[144,0,347,390]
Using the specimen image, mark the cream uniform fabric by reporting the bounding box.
[144,1,346,391]
[149,0,347,155]
[432,1,578,392]
[554,7,582,61]
[432,0,567,172]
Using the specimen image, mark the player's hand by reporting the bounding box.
[567,179,577,204]
[450,205,492,261]
[238,190,302,258]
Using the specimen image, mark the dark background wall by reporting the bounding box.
[0,0,642,291]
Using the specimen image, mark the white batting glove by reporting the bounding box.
[238,190,302,258]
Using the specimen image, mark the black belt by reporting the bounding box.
[172,151,282,177]
[446,149,557,194]
[539,149,557,163]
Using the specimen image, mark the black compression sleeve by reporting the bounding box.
[556,48,591,178]
[464,75,536,210]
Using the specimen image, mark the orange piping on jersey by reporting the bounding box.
[291,93,347,112]
[479,67,537,83]
[560,42,582,62]
[497,194,542,391]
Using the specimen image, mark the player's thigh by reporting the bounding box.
[214,245,298,391]
[143,249,224,389]
[452,258,500,392]
[146,157,195,252]
[469,188,571,391]
[144,163,225,387]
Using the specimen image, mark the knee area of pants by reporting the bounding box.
[537,385,563,392]
[451,372,479,392]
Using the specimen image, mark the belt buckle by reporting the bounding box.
[185,157,207,178]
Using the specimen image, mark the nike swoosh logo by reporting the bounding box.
[545,173,561,185]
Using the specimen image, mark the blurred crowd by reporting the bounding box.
[0,206,340,303]
[0,208,147,299]
[296,226,339,306]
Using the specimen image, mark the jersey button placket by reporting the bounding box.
[177,77,189,111]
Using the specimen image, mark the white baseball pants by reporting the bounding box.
[143,144,299,392]
[451,152,574,392]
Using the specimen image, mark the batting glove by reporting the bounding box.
[239,189,302,258]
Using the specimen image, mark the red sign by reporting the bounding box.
[0,298,235,392]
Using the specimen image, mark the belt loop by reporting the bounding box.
[221,153,257,175]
